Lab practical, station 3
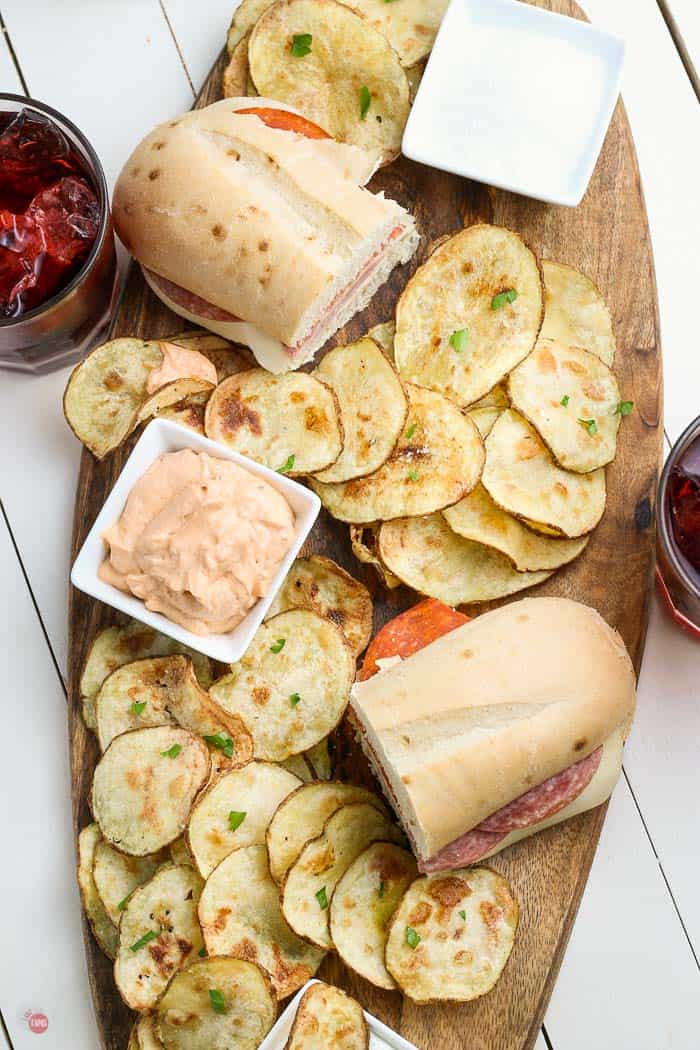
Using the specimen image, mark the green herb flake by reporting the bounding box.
[204,733,235,759]
[277,454,295,474]
[198,947,207,957]
[289,693,301,707]
[405,926,421,950]
[315,886,329,910]
[131,700,147,715]
[228,810,246,833]
[129,930,158,953]
[117,895,130,913]
[378,880,385,899]
[270,637,286,654]
[359,85,371,120]
[290,32,312,56]
[615,400,634,416]
[209,989,227,1015]
[578,417,598,436]
[407,469,419,482]
[160,744,182,759]
[491,288,518,310]
[458,909,466,920]
[405,422,417,439]
[560,394,570,407]
[449,328,469,352]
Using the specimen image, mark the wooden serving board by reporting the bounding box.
[68,2,662,1047]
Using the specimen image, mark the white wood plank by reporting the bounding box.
[534,1033,550,1050]
[0,517,99,1049]
[583,0,700,445]
[545,776,700,1048]
[161,0,235,93]
[0,25,23,93]
[661,1,700,85]
[1,0,193,188]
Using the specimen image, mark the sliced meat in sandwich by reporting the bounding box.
[112,98,419,373]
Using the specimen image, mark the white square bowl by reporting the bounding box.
[70,418,321,663]
[259,980,419,1050]
[402,0,625,207]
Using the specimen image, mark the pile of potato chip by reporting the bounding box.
[222,0,446,162]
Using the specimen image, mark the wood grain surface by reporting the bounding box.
[67,2,662,1047]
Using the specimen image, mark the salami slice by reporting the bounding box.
[145,268,241,322]
[419,828,507,874]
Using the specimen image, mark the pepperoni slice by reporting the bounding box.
[236,107,330,140]
[359,598,469,681]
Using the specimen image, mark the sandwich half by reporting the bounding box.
[351,597,636,871]
[113,98,419,373]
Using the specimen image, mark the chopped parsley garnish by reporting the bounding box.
[560,394,570,407]
[405,926,421,950]
[117,895,129,913]
[289,693,301,707]
[578,417,598,436]
[277,454,295,474]
[129,930,158,952]
[131,700,146,715]
[160,744,182,759]
[407,469,419,482]
[198,947,207,957]
[491,288,518,310]
[405,422,417,439]
[449,328,469,352]
[359,85,371,120]
[378,880,385,899]
[204,733,235,759]
[228,810,246,833]
[290,33,312,57]
[615,400,634,416]
[315,886,329,910]
[459,909,466,920]
[270,637,286,654]
[209,989,227,1015]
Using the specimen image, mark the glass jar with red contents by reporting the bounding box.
[0,94,117,373]
[657,415,700,638]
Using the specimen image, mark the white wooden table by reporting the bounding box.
[0,2,698,1047]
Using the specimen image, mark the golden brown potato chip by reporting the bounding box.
[394,225,543,407]
[313,338,408,483]
[223,34,253,98]
[199,845,325,997]
[540,260,615,366]
[285,982,368,1050]
[77,824,118,959]
[385,867,518,1002]
[310,384,484,523]
[205,369,342,475]
[350,525,402,588]
[468,407,502,439]
[304,738,332,780]
[508,338,621,473]
[92,839,165,925]
[248,0,410,162]
[378,513,552,603]
[210,610,354,761]
[153,391,209,435]
[265,555,373,656]
[366,320,395,361]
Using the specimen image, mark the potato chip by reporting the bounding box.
[312,339,408,483]
[467,407,501,439]
[330,842,417,988]
[169,836,194,867]
[227,0,274,52]
[508,338,621,473]
[443,484,588,572]
[223,34,253,98]
[133,1016,162,1050]
[350,525,401,588]
[281,801,405,949]
[92,839,165,925]
[366,320,395,361]
[285,981,368,1050]
[310,384,484,523]
[92,726,210,855]
[188,761,302,877]
[94,654,253,773]
[199,845,325,997]
[153,391,209,435]
[80,620,212,732]
[210,610,354,761]
[205,370,342,475]
[265,555,373,656]
[394,225,543,406]
[385,867,518,1002]
[155,957,276,1050]
[378,513,552,603]
[280,753,314,781]
[77,824,118,959]
[248,0,410,162]
[406,59,426,102]
[540,260,615,366]
[482,410,606,538]
[115,863,204,1011]
[267,781,387,884]
[469,383,509,410]
[136,377,215,428]
[304,738,332,780]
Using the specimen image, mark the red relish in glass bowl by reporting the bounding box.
[657,415,700,638]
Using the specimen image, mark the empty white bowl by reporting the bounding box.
[403,0,625,207]
[70,418,321,663]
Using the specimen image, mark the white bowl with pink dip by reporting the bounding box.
[70,418,321,663]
